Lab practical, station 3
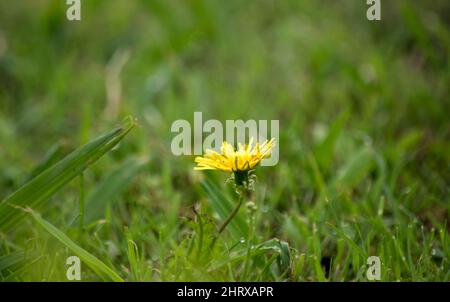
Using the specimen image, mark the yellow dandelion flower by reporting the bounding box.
[194,137,275,172]
[195,138,275,246]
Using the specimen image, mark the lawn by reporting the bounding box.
[0,0,449,281]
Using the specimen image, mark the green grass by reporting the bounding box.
[0,0,449,281]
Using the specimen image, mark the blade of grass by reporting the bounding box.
[314,110,349,172]
[84,156,147,224]
[327,222,365,256]
[125,228,140,281]
[0,251,25,273]
[26,142,69,182]
[334,146,375,191]
[29,210,124,282]
[0,120,136,232]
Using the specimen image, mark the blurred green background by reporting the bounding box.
[0,0,449,281]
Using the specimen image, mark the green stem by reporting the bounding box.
[209,194,243,251]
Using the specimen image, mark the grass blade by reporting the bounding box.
[0,121,135,232]
[0,251,25,273]
[30,210,124,282]
[334,146,374,191]
[314,110,349,172]
[84,157,147,224]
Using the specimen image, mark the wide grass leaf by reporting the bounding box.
[0,121,135,232]
[30,210,124,282]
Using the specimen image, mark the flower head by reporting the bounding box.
[194,137,275,173]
